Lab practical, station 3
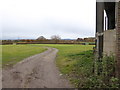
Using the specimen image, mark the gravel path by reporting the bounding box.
[2,47,72,88]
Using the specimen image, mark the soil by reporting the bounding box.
[2,47,73,88]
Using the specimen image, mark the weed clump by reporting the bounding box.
[68,50,119,88]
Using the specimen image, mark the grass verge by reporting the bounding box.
[35,44,94,87]
[2,44,46,67]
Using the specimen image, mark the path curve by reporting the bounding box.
[2,47,72,88]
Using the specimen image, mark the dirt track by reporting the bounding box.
[2,47,72,88]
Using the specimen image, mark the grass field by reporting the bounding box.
[35,44,94,73]
[2,45,47,67]
[34,44,94,87]
[2,44,94,87]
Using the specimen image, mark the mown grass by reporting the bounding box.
[2,45,47,67]
[34,44,93,73]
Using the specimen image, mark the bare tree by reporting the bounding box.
[51,35,61,43]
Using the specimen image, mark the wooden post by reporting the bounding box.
[96,2,104,75]
[96,2,104,58]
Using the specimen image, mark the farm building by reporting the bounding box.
[96,0,120,78]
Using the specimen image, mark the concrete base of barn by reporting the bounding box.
[103,30,116,56]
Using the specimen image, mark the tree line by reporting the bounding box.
[2,35,95,45]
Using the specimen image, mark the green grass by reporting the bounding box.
[2,44,94,87]
[68,50,94,87]
[2,44,118,88]
[2,45,46,67]
[30,44,94,87]
[34,44,94,73]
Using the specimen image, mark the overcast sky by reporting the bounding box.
[0,0,96,39]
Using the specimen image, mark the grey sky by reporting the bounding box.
[0,0,96,39]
